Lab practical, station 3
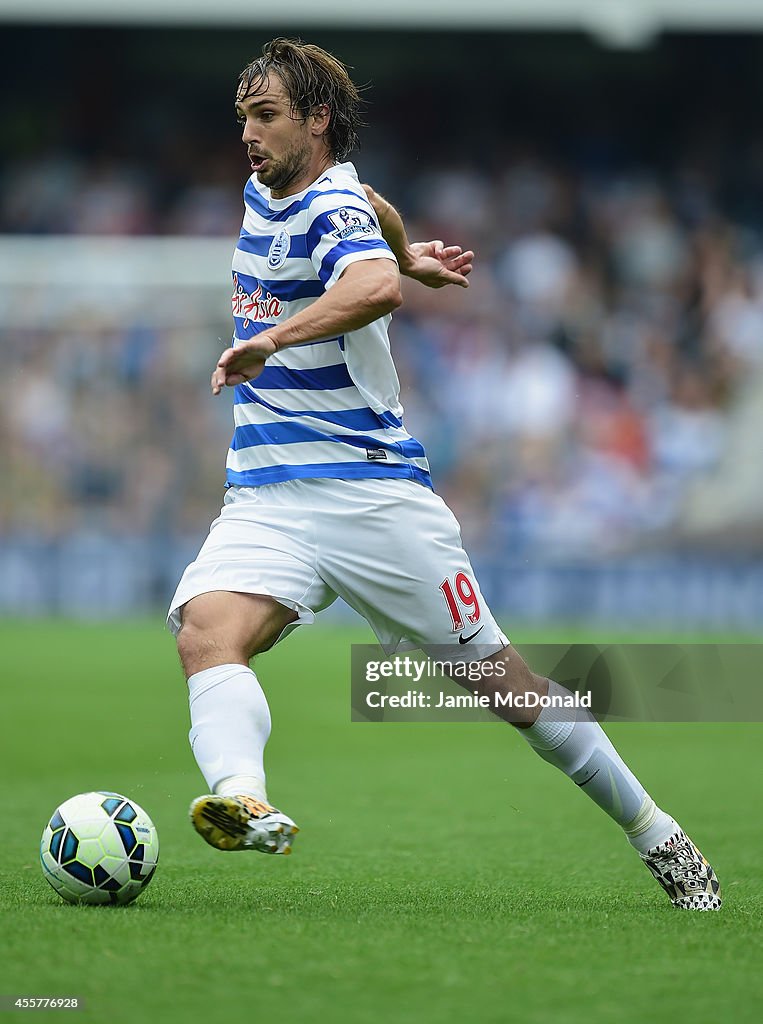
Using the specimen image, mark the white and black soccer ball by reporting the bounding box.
[40,792,159,906]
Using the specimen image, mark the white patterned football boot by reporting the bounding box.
[641,828,721,910]
[190,794,298,854]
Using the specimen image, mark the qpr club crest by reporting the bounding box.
[267,228,290,270]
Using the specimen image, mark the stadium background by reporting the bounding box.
[1,5,762,1024]
[3,4,763,627]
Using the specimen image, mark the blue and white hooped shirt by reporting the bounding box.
[225,161,432,490]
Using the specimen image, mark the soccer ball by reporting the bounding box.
[40,792,159,906]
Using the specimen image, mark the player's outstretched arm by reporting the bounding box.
[211,258,401,394]
[362,184,473,289]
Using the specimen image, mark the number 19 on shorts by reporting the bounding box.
[439,572,481,631]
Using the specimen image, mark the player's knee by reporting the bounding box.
[175,596,293,675]
[476,645,545,692]
[176,618,226,677]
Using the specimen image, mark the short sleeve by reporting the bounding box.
[306,198,397,289]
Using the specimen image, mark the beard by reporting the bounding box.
[256,140,313,195]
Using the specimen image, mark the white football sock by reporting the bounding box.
[187,664,270,803]
[522,680,676,854]
[213,774,271,802]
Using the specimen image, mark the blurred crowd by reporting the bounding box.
[3,142,763,586]
[395,159,763,559]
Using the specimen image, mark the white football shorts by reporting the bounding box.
[167,477,508,661]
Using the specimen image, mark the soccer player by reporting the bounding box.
[168,38,721,910]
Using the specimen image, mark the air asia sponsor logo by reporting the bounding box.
[267,228,290,270]
[328,208,375,240]
[231,274,284,329]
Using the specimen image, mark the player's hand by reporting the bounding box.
[211,336,278,394]
[401,240,474,289]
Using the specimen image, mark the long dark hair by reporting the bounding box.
[238,38,363,161]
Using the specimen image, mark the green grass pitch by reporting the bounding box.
[1,620,761,1023]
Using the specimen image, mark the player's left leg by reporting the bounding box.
[454,646,722,910]
[316,477,721,910]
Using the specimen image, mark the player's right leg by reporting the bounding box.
[170,483,340,851]
[176,590,301,854]
[167,483,338,855]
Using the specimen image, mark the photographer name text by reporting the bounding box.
[364,689,592,709]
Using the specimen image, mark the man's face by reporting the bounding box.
[235,74,318,197]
